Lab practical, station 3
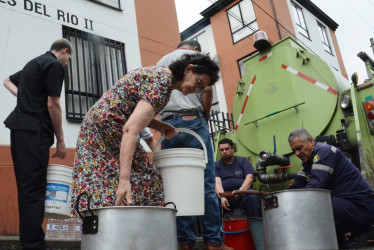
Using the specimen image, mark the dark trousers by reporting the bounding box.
[332,196,374,237]
[10,126,53,250]
[225,193,262,219]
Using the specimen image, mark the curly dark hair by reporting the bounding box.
[169,54,220,86]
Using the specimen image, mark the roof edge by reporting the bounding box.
[295,0,338,31]
[181,18,211,40]
[181,0,339,40]
[200,0,235,17]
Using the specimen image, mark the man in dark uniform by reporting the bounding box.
[288,128,374,249]
[215,138,262,219]
[215,138,264,250]
[3,38,72,250]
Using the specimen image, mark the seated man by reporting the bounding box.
[288,128,374,249]
[215,138,263,250]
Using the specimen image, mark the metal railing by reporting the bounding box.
[208,111,235,147]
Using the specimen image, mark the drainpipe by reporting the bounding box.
[256,151,297,184]
[270,0,282,40]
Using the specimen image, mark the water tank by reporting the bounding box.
[233,37,349,155]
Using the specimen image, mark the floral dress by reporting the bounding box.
[71,66,172,216]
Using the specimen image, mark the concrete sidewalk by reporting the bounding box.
[3,236,374,250]
[0,236,80,250]
[0,236,206,250]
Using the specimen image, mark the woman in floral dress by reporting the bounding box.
[71,54,220,214]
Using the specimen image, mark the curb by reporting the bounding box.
[0,236,206,250]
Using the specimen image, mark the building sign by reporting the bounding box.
[0,0,94,31]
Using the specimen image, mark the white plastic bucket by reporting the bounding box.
[153,128,207,216]
[45,164,73,219]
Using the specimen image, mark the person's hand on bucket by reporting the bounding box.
[161,123,177,140]
[115,179,132,206]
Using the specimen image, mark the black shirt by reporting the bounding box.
[4,51,65,132]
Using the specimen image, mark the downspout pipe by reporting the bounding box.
[270,0,282,40]
[256,151,297,184]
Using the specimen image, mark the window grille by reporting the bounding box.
[63,26,127,122]
[208,111,235,146]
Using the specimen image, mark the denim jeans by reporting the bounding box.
[162,114,222,246]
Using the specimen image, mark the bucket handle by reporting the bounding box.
[164,201,178,212]
[75,191,99,234]
[75,191,94,220]
[259,184,271,197]
[259,184,279,210]
[220,225,250,235]
[153,128,208,163]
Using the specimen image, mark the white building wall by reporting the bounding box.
[0,0,142,148]
[183,24,228,114]
[287,0,342,73]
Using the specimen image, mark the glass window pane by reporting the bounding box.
[238,54,251,77]
[194,32,210,52]
[322,28,329,44]
[233,29,249,43]
[240,0,256,25]
[296,26,308,37]
[291,2,309,38]
[233,21,257,43]
[228,0,257,43]
[323,44,331,53]
[90,0,120,9]
[297,8,307,29]
[292,4,301,26]
[228,5,242,32]
[318,25,324,41]
[318,23,332,53]
[249,21,258,32]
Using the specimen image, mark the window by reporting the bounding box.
[238,54,253,77]
[227,0,258,43]
[190,32,210,54]
[291,2,309,38]
[89,0,121,10]
[63,26,127,121]
[318,22,332,54]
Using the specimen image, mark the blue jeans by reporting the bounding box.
[161,114,222,246]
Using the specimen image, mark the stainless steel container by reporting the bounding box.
[261,189,338,250]
[77,192,178,250]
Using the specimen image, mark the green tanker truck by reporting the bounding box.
[214,34,374,191]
